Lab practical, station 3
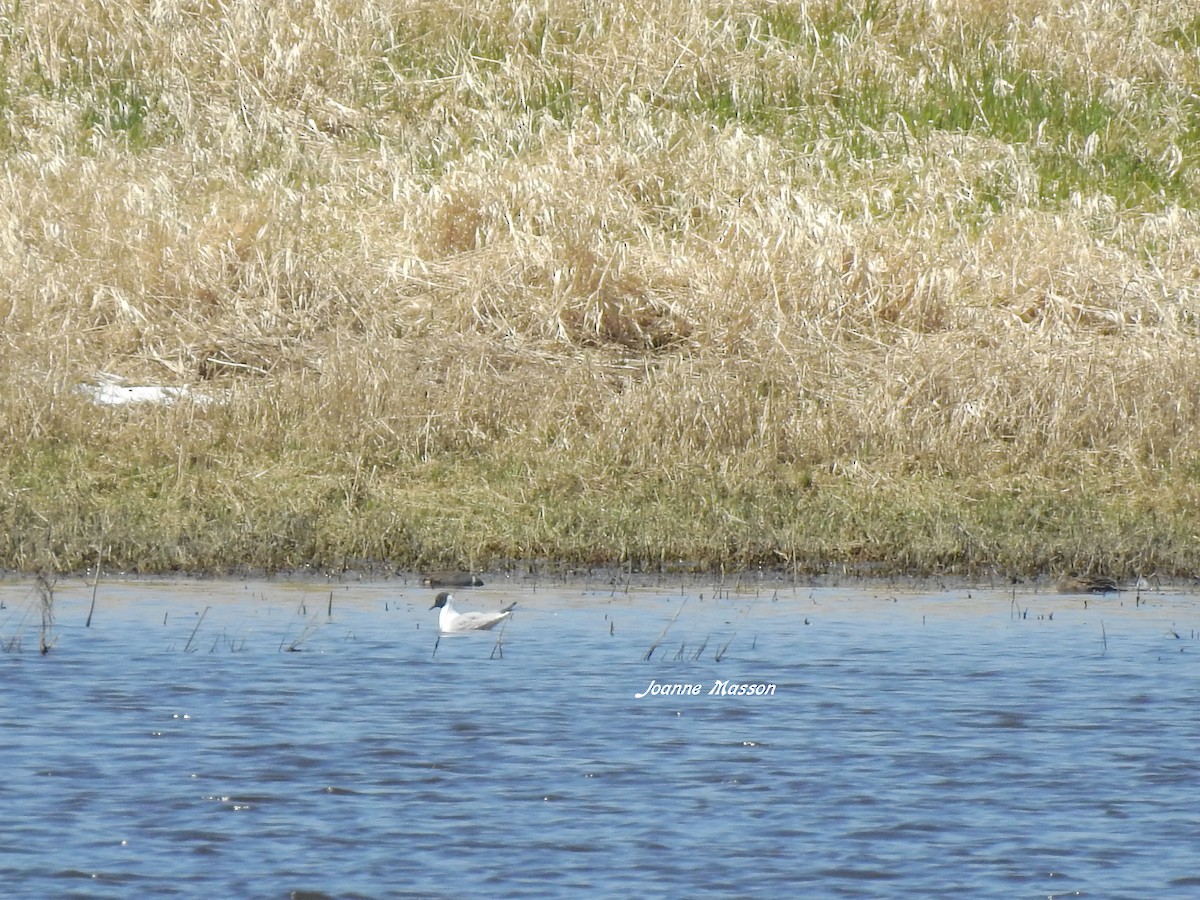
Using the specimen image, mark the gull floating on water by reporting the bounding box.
[430,591,516,633]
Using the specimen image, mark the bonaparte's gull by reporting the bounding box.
[430,592,515,633]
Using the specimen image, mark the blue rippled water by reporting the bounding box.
[2,576,1199,898]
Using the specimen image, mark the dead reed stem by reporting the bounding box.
[644,598,687,661]
[36,574,55,655]
[86,554,101,628]
[184,607,209,654]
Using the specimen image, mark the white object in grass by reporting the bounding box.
[78,373,219,407]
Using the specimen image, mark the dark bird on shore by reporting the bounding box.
[422,571,485,588]
[1056,573,1120,594]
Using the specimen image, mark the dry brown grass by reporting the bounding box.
[4,0,1200,576]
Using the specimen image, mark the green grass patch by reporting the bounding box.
[80,78,157,148]
[678,4,1197,208]
[5,412,1200,578]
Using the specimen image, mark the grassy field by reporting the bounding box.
[3,0,1200,578]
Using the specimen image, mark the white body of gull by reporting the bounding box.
[430,592,516,633]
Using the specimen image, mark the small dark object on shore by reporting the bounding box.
[1057,574,1120,594]
[422,572,485,588]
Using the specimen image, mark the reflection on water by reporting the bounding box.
[2,576,1199,897]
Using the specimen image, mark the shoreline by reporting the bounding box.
[0,562,1186,595]
[4,468,1196,584]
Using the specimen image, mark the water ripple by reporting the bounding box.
[2,580,1199,897]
